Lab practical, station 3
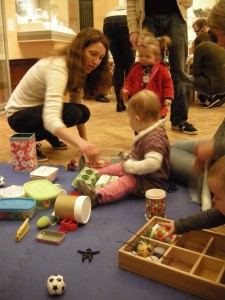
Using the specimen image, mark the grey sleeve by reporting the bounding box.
[174,208,225,234]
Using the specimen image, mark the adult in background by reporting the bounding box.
[189,18,219,105]
[188,18,217,58]
[5,28,112,162]
[103,4,135,112]
[187,33,225,108]
[192,18,218,42]
[170,0,225,209]
[127,0,198,135]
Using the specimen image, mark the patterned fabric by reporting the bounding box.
[143,65,152,87]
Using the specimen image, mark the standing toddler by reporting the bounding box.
[122,34,174,118]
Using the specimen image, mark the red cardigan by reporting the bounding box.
[124,61,174,117]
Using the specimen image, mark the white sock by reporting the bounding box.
[201,166,212,211]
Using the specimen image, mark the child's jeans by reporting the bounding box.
[96,163,137,203]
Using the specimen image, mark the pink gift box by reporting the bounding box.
[10,133,38,172]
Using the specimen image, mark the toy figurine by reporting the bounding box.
[78,248,100,262]
[66,159,77,171]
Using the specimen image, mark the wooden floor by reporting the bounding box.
[0,94,224,166]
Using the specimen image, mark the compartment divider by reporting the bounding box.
[216,264,225,283]
[202,236,215,255]
[190,255,204,274]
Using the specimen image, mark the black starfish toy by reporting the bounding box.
[78,248,100,262]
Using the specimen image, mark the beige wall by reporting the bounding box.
[4,0,120,60]
[4,0,219,60]
[4,0,80,59]
[93,0,119,30]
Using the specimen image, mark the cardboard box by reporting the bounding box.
[10,133,38,172]
[118,216,225,300]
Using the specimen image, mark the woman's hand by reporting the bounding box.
[79,141,100,162]
[55,126,100,161]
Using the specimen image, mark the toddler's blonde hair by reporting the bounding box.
[138,33,161,58]
[127,90,160,123]
[139,30,172,59]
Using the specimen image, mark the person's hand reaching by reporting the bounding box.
[79,140,100,163]
[158,221,175,236]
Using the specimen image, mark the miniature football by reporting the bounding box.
[0,176,5,187]
[47,274,66,295]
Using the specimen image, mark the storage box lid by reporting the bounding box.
[23,180,59,200]
[10,133,35,140]
[30,166,59,178]
[0,198,36,211]
[0,185,26,198]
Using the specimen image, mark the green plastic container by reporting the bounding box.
[24,180,59,210]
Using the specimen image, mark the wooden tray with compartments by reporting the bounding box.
[118,216,225,300]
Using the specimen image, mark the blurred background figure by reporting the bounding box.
[192,18,218,41]
[127,0,198,135]
[188,32,225,108]
[103,4,135,112]
[207,0,225,48]
[189,17,218,56]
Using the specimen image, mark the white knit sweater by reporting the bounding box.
[5,56,80,135]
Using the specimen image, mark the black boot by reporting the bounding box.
[116,101,126,112]
[95,94,110,103]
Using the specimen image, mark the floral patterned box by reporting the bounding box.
[10,133,38,172]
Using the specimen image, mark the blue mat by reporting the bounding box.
[0,163,202,300]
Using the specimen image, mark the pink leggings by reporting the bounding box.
[96,163,137,203]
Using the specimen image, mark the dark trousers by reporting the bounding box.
[143,12,190,125]
[8,103,90,144]
[103,15,135,105]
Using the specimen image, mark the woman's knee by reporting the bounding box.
[63,103,90,126]
[79,104,90,124]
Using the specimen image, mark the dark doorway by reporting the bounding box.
[79,0,93,29]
